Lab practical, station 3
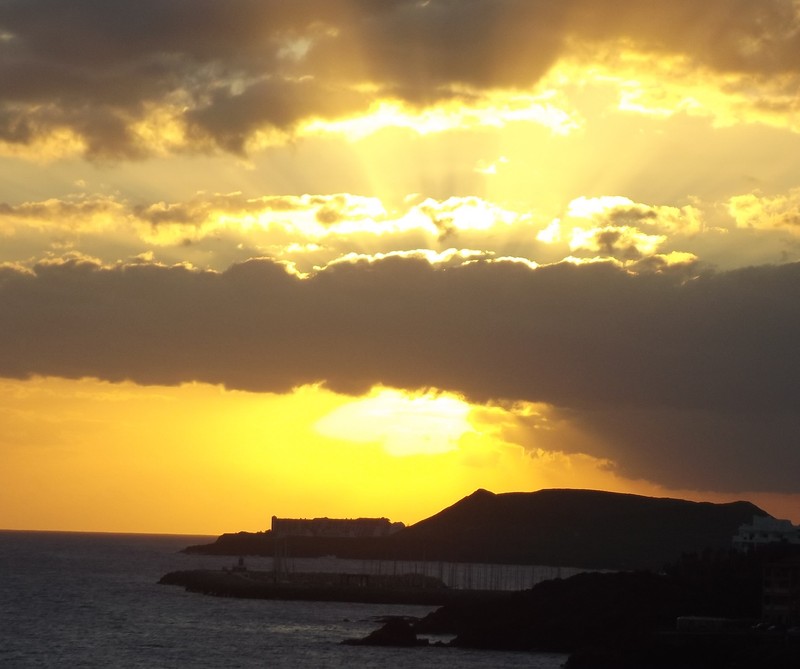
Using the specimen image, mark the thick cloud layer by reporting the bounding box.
[1,0,798,156]
[2,256,799,492]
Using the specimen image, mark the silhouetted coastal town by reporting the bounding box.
[160,488,800,666]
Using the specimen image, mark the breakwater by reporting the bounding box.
[159,568,514,606]
[179,554,594,591]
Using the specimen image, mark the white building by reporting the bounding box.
[733,516,800,551]
[271,516,405,539]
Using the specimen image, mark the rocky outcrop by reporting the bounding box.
[342,619,429,647]
[410,545,800,661]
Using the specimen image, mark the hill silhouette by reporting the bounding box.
[184,488,769,571]
[382,488,769,570]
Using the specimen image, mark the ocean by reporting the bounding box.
[0,531,567,668]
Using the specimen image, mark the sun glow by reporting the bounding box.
[4,378,618,532]
[3,372,796,533]
[315,387,474,456]
[302,89,581,141]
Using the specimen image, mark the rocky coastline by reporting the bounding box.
[165,490,800,666]
[342,564,799,667]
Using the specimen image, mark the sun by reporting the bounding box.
[315,386,474,456]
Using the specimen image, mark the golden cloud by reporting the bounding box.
[729,189,800,231]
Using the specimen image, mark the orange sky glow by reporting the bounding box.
[1,0,799,533]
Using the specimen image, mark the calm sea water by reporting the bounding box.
[0,531,567,668]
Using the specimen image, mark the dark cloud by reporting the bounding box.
[2,255,799,492]
[571,0,800,75]
[1,0,798,157]
[592,230,643,260]
[572,407,800,493]
[185,78,371,154]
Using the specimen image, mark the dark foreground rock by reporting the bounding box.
[414,545,800,652]
[416,570,714,652]
[407,546,800,666]
[564,633,800,669]
[342,619,429,647]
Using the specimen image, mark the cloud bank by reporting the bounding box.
[2,0,799,157]
[2,255,799,492]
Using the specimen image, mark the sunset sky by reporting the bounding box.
[2,0,800,534]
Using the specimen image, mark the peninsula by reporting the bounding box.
[181,488,768,570]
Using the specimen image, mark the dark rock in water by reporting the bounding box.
[415,545,800,659]
[342,619,429,647]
